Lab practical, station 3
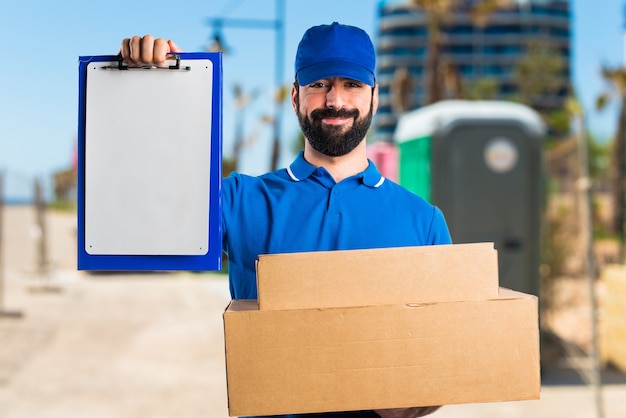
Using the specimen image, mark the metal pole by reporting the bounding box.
[0,170,23,319]
[30,178,60,294]
[575,109,605,418]
[206,0,286,172]
[270,0,285,171]
[618,98,626,263]
[0,170,5,310]
[34,177,48,277]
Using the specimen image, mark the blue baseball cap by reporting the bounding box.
[295,22,376,87]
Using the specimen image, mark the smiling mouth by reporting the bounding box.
[322,117,351,125]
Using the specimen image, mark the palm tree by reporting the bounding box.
[269,85,291,171]
[409,0,454,104]
[515,40,567,108]
[229,83,260,174]
[597,67,626,261]
[515,39,570,138]
[391,67,416,114]
[409,0,514,104]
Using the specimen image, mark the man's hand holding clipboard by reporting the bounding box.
[120,35,182,66]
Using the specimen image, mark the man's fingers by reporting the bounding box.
[375,406,442,418]
[168,39,183,53]
[140,35,155,64]
[129,35,143,64]
[119,35,183,65]
[120,37,131,62]
[153,38,171,64]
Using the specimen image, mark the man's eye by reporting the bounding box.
[309,82,327,89]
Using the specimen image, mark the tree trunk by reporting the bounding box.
[425,19,443,104]
[613,97,626,262]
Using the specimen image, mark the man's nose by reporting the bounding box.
[325,87,346,109]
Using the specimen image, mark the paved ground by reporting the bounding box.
[1,206,626,418]
[0,271,232,418]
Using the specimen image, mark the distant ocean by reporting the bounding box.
[3,197,35,206]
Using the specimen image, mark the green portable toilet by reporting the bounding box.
[395,100,545,296]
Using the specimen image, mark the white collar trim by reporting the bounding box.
[287,166,300,182]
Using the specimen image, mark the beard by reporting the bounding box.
[297,99,373,157]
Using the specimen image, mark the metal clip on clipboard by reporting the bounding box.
[100,54,191,71]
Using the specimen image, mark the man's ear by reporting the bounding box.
[291,83,299,114]
[372,84,379,115]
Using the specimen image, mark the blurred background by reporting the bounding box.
[2,0,626,417]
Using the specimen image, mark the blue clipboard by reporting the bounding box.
[77,53,222,271]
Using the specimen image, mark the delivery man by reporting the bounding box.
[120,22,450,418]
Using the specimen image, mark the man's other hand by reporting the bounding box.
[375,406,441,418]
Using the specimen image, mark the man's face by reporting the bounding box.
[293,77,377,157]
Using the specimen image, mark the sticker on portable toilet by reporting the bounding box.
[484,137,518,173]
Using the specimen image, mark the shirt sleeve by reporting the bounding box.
[429,206,453,245]
[221,173,239,254]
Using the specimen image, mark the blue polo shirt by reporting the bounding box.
[222,151,451,300]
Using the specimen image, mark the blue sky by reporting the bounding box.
[0,0,623,199]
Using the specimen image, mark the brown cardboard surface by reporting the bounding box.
[223,289,540,416]
[256,243,499,310]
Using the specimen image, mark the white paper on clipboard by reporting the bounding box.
[84,58,213,256]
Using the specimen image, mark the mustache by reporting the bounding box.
[310,107,360,121]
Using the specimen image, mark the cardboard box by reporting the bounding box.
[256,242,499,310]
[223,288,540,416]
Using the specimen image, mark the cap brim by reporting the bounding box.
[297,60,375,87]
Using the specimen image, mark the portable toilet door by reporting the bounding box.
[395,100,545,296]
